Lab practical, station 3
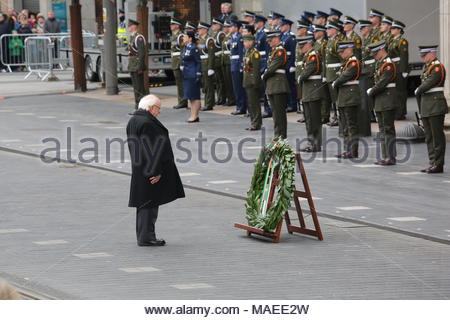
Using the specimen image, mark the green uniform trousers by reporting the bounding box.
[131,71,145,109]
[215,67,226,103]
[268,93,288,139]
[395,74,408,119]
[303,100,323,149]
[321,84,332,120]
[202,72,216,107]
[340,106,359,155]
[173,69,187,107]
[422,114,446,166]
[222,64,236,105]
[245,87,262,129]
[376,109,397,160]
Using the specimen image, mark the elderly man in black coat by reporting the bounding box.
[127,94,185,246]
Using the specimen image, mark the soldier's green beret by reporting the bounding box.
[343,16,358,25]
[296,35,314,45]
[128,19,139,26]
[337,41,355,52]
[369,9,384,17]
[325,19,340,30]
[266,31,282,39]
[358,19,371,28]
[381,16,393,24]
[391,20,405,29]
[418,45,438,54]
[242,35,255,41]
[170,18,182,26]
[368,40,387,52]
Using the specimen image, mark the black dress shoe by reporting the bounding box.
[245,127,261,131]
[297,118,305,123]
[216,100,226,105]
[342,152,358,159]
[187,118,200,123]
[427,164,444,174]
[201,106,213,111]
[262,113,272,118]
[231,110,246,115]
[138,239,166,246]
[381,158,396,166]
[173,104,188,109]
[374,159,386,165]
[420,166,432,173]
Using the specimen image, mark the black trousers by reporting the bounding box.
[136,206,159,244]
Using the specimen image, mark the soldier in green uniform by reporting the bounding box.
[242,34,262,130]
[170,18,188,109]
[325,19,344,126]
[210,18,227,105]
[332,41,361,158]
[197,22,216,111]
[295,19,312,123]
[388,20,409,120]
[263,31,289,139]
[368,9,384,42]
[359,19,377,123]
[312,23,329,125]
[379,16,393,45]
[127,19,147,110]
[221,20,236,106]
[415,45,448,174]
[367,41,398,166]
[343,16,362,60]
[297,36,324,152]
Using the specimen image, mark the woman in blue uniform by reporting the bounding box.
[181,31,202,123]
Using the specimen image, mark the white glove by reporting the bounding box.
[414,88,419,96]
[180,66,184,71]
[289,67,296,73]
[297,76,301,83]
[322,77,327,83]
[207,69,215,76]
[367,88,373,96]
[402,72,408,78]
[261,74,265,81]
[332,81,337,89]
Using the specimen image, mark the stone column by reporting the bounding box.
[440,0,450,102]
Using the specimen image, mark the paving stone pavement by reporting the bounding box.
[1,151,450,299]
[0,93,449,243]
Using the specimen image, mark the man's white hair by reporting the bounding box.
[221,2,232,9]
[138,94,160,110]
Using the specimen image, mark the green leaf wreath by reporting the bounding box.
[245,139,296,232]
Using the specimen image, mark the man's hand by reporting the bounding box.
[149,175,161,184]
[207,69,215,76]
[414,88,419,96]
[289,67,296,73]
[332,81,337,89]
[180,66,184,71]
[402,72,408,78]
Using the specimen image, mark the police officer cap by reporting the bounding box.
[369,9,384,18]
[242,24,255,33]
[391,20,406,29]
[325,19,340,30]
[312,24,326,32]
[230,20,243,28]
[329,8,343,17]
[223,19,232,27]
[170,18,182,26]
[266,31,282,39]
[212,18,224,26]
[337,41,355,52]
[242,35,255,41]
[128,19,139,26]
[381,16,393,24]
[280,18,293,26]
[303,11,316,19]
[368,40,387,52]
[296,35,314,45]
[358,19,372,28]
[297,19,311,29]
[197,21,211,29]
[271,12,285,20]
[254,15,267,23]
[418,45,438,54]
[316,11,328,19]
[244,10,256,18]
[343,16,358,25]
[185,21,196,29]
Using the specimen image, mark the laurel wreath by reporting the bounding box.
[245,139,296,232]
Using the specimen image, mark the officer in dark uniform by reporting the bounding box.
[271,12,285,31]
[255,15,271,118]
[263,31,289,139]
[184,21,196,32]
[332,41,361,158]
[367,41,398,166]
[229,20,248,115]
[221,20,236,106]
[210,18,226,105]
[197,21,216,111]
[328,8,343,22]
[415,45,448,174]
[314,11,328,26]
[243,10,256,25]
[303,11,316,24]
[243,34,262,130]
[311,23,329,124]
[170,18,188,110]
[280,18,297,112]
[127,19,147,110]
[295,19,312,123]
[297,35,324,152]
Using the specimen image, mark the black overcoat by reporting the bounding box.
[126,110,185,208]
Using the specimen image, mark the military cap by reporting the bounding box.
[381,16,393,24]
[296,35,314,45]
[128,19,139,26]
[197,21,211,29]
[369,9,384,18]
[280,18,293,26]
[337,20,344,27]
[185,21,197,29]
[391,20,405,29]
[325,19,340,30]
[170,18,182,26]
[329,8,343,17]
[243,10,256,18]
[254,15,267,23]
[337,41,355,52]
[212,18,224,26]
[358,19,372,28]
[297,19,311,29]
[418,45,438,54]
[266,30,282,39]
[303,11,316,19]
[312,24,326,32]
[368,40,387,52]
[242,34,255,41]
[316,11,329,19]
[271,12,285,20]
[230,20,242,28]
[343,16,358,25]
[242,24,255,33]
[223,20,232,27]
